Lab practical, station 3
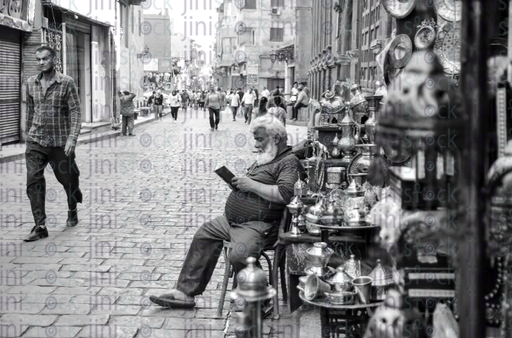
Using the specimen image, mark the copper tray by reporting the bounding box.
[299,291,382,309]
[315,224,380,231]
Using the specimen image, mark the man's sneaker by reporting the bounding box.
[66,209,78,227]
[24,225,49,242]
[129,133,136,136]
[122,133,127,136]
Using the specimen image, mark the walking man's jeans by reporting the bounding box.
[244,104,253,124]
[209,107,220,128]
[177,215,278,296]
[230,106,238,120]
[293,103,307,120]
[171,106,180,120]
[122,115,134,134]
[25,142,83,226]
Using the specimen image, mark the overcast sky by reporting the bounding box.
[144,0,221,50]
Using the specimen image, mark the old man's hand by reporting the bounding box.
[232,176,255,192]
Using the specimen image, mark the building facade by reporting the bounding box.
[117,1,145,107]
[0,0,138,145]
[308,0,396,100]
[214,0,295,92]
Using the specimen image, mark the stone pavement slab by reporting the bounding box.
[0,108,308,337]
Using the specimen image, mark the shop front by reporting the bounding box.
[0,0,34,145]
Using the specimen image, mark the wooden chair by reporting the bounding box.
[216,210,291,319]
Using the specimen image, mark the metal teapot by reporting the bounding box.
[343,255,362,279]
[328,266,354,292]
[369,259,395,301]
[338,107,361,166]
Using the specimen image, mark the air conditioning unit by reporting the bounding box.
[271,7,280,15]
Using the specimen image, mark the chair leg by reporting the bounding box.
[272,247,281,320]
[216,246,231,318]
[279,247,288,304]
[261,252,272,286]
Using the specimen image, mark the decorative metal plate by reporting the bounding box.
[382,0,417,19]
[434,23,461,75]
[434,0,462,22]
[414,19,437,50]
[388,35,413,69]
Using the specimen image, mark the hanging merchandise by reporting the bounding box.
[388,35,413,69]
[434,0,462,22]
[434,22,462,75]
[382,0,417,19]
[414,18,438,51]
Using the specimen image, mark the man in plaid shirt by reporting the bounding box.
[24,46,83,242]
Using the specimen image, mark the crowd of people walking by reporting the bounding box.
[144,83,310,131]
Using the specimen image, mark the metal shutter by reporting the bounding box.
[0,27,21,144]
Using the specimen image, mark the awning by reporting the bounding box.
[41,1,113,27]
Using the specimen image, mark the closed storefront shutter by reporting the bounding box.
[0,27,21,144]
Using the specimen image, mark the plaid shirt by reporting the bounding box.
[25,71,81,147]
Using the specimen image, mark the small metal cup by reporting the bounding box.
[304,274,332,300]
[352,276,372,304]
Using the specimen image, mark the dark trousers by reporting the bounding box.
[121,115,134,134]
[292,102,307,119]
[230,106,238,119]
[25,142,83,226]
[244,104,254,124]
[171,106,179,120]
[176,215,278,296]
[209,107,220,128]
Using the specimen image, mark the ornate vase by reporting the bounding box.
[343,254,362,279]
[350,85,369,124]
[337,107,360,166]
[364,95,383,144]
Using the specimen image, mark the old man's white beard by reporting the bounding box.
[256,142,278,166]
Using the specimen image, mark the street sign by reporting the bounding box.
[247,64,258,86]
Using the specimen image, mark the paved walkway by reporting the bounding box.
[0,108,307,337]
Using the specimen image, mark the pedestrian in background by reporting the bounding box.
[258,96,268,117]
[181,89,189,114]
[261,86,270,99]
[237,87,245,103]
[205,87,221,131]
[229,89,240,121]
[243,88,255,124]
[147,91,156,116]
[267,96,287,126]
[293,83,309,121]
[120,90,137,133]
[168,90,182,122]
[24,46,83,242]
[253,88,259,113]
[199,90,207,111]
[217,87,226,111]
[153,89,164,121]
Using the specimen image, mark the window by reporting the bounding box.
[138,10,141,36]
[270,28,284,42]
[271,0,283,7]
[120,4,124,30]
[252,30,255,45]
[241,0,256,10]
[131,7,134,34]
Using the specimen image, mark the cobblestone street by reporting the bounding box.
[0,108,307,337]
